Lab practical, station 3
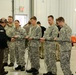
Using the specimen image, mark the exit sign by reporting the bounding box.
[19,6,24,12]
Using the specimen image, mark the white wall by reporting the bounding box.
[59,0,76,34]
[0,0,31,22]
[34,0,59,27]
[34,0,76,34]
[14,0,31,21]
[0,0,12,19]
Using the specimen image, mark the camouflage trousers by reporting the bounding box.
[56,43,60,61]
[4,42,15,63]
[44,46,57,74]
[28,46,40,70]
[60,50,72,75]
[3,48,9,63]
[15,43,25,66]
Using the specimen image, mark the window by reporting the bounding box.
[15,14,28,27]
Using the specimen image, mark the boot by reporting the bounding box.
[8,63,14,67]
[43,72,52,75]
[32,68,39,75]
[15,65,21,70]
[26,68,34,73]
[2,71,8,75]
[3,63,8,66]
[21,66,25,71]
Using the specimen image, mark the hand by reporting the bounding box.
[40,38,45,42]
[14,35,18,38]
[25,36,29,39]
[11,38,15,42]
[29,38,32,40]
[54,38,57,40]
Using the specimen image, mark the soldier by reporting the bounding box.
[26,16,42,75]
[3,16,15,67]
[54,17,73,75]
[12,20,26,71]
[23,20,31,48]
[55,19,61,61]
[40,15,58,75]
[37,21,46,59]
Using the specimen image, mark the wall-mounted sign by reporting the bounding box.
[19,6,24,12]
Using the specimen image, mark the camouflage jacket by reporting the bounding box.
[28,25,42,47]
[13,27,26,41]
[5,24,15,37]
[43,24,58,50]
[57,24,72,51]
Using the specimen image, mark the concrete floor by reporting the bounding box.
[4,46,76,75]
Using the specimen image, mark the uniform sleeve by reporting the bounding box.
[17,28,26,40]
[6,35,11,41]
[57,28,72,42]
[5,30,11,41]
[33,27,42,39]
[44,27,58,40]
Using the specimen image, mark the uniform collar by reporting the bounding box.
[7,23,14,27]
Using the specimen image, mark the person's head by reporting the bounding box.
[30,16,37,25]
[8,16,13,24]
[48,15,54,25]
[56,19,58,25]
[56,17,65,27]
[14,20,20,28]
[37,21,41,26]
[0,18,8,27]
[27,20,31,25]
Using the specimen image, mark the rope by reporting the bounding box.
[12,37,76,43]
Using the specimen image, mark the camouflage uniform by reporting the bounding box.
[56,42,60,61]
[13,27,26,66]
[43,25,58,74]
[28,25,42,70]
[57,24,72,75]
[23,24,31,48]
[3,48,9,63]
[4,24,15,64]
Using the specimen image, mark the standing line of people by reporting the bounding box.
[0,15,73,75]
[25,15,73,75]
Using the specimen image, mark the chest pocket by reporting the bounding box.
[47,28,53,37]
[30,26,39,37]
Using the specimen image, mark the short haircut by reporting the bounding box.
[37,21,41,24]
[56,17,65,22]
[0,18,8,23]
[8,16,13,19]
[28,21,31,24]
[30,16,37,20]
[15,20,20,23]
[48,15,54,19]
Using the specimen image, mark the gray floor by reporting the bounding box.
[4,46,76,75]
